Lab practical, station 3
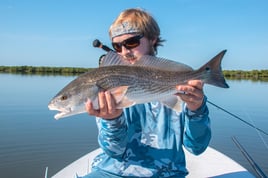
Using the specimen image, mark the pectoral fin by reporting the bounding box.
[116,96,136,109]
[109,86,129,103]
[109,86,136,109]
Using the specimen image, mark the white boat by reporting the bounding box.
[51,147,254,178]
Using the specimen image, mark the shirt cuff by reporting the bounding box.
[185,96,208,119]
[100,113,125,129]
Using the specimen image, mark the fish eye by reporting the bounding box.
[60,95,68,100]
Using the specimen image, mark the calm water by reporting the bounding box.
[0,74,267,178]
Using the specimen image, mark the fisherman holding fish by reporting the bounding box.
[49,7,229,177]
[82,8,212,178]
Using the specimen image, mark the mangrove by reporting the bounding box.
[0,66,268,81]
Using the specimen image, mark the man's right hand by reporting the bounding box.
[85,91,123,120]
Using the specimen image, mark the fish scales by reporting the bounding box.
[94,65,192,89]
[76,65,198,103]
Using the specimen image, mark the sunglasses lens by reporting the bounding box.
[112,34,143,52]
[112,43,122,52]
[124,38,140,49]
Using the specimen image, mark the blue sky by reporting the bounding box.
[0,0,267,70]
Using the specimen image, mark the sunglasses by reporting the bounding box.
[112,34,144,53]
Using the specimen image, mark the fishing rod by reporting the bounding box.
[93,39,113,65]
[44,167,48,178]
[92,39,268,136]
[232,136,267,178]
[93,39,113,52]
[207,100,268,136]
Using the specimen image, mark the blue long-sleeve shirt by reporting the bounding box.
[91,97,211,177]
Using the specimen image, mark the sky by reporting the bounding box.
[0,0,267,70]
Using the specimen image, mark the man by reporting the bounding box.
[83,8,211,178]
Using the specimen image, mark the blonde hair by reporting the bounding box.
[109,8,165,53]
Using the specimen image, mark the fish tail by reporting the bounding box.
[198,50,229,88]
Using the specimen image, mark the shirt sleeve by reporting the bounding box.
[96,113,128,160]
[182,96,211,155]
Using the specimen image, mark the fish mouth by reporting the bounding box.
[54,112,69,120]
[48,105,71,120]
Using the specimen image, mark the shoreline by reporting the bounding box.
[0,66,268,81]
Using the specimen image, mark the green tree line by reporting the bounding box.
[0,66,91,76]
[223,70,268,81]
[0,66,268,81]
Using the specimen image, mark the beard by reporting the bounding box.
[123,53,136,64]
[123,45,155,64]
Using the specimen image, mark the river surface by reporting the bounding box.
[0,74,267,177]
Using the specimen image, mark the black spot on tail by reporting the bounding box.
[197,50,229,88]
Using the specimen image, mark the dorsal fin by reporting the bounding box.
[135,55,193,72]
[100,51,130,67]
[100,51,193,72]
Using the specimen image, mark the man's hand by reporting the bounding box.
[85,91,123,120]
[176,80,204,111]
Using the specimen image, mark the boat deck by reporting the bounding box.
[52,147,254,178]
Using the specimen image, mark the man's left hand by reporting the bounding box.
[176,80,204,111]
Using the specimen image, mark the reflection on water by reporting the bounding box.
[0,74,267,178]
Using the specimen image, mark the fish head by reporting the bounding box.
[48,91,83,119]
[48,82,99,120]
